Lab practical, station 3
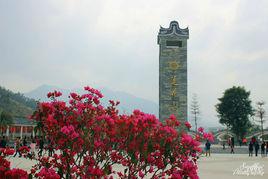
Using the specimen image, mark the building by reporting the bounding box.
[158,21,189,122]
[2,117,36,139]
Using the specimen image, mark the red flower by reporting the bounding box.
[0,147,15,156]
[18,146,30,154]
[138,171,144,178]
[47,92,53,98]
[70,92,79,99]
[47,90,62,98]
[5,168,28,179]
[198,127,204,133]
[203,132,214,142]
[184,121,192,129]
[37,168,60,179]
[54,90,62,97]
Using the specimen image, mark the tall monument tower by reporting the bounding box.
[158,21,189,122]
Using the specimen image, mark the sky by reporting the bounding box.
[1,0,268,127]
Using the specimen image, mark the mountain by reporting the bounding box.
[0,86,37,117]
[24,84,67,102]
[25,85,159,117]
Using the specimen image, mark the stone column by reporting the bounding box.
[20,126,23,138]
[32,126,35,138]
[6,126,9,137]
[12,127,14,139]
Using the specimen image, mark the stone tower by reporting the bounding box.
[158,21,189,122]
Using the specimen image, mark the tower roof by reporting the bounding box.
[158,21,189,37]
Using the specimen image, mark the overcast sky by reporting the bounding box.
[1,0,268,127]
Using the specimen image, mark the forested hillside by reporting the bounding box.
[0,86,37,117]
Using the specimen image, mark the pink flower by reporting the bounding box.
[54,91,62,97]
[70,132,79,139]
[37,168,60,179]
[47,114,57,126]
[149,166,154,173]
[169,114,176,120]
[182,160,198,179]
[84,86,91,91]
[87,167,104,176]
[61,125,79,139]
[181,134,200,149]
[93,97,100,105]
[18,146,30,154]
[47,92,53,98]
[138,170,144,178]
[47,90,62,98]
[195,134,201,141]
[184,121,192,129]
[5,168,28,179]
[94,89,103,98]
[198,127,204,133]
[70,92,79,99]
[1,147,15,155]
[203,132,214,142]
[94,141,103,148]
[0,157,11,169]
[171,172,182,179]
[61,126,70,135]
[117,172,123,177]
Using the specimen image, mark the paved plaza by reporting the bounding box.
[7,153,268,178]
[198,154,268,179]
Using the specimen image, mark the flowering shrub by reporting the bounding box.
[18,146,30,156]
[36,167,60,179]
[0,148,15,156]
[0,86,214,178]
[198,127,214,142]
[5,168,28,179]
[0,147,29,178]
[30,87,214,179]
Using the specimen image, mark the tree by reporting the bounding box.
[255,101,266,140]
[216,86,254,140]
[191,93,200,134]
[0,109,13,136]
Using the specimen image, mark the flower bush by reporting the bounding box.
[18,146,30,156]
[0,147,29,178]
[1,86,214,178]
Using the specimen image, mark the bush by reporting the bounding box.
[1,87,213,179]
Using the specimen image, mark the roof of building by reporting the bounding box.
[158,21,189,37]
[12,117,36,126]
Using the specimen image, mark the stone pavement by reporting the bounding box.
[198,154,268,179]
[7,153,268,178]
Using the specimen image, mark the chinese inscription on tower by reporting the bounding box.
[158,21,189,122]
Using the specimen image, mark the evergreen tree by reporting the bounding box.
[216,86,254,140]
[191,93,200,134]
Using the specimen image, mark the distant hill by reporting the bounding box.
[25,85,159,116]
[0,86,37,117]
